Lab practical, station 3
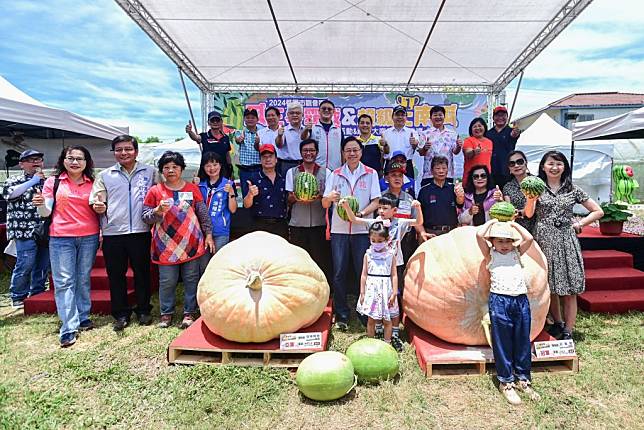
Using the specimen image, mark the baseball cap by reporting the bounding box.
[207,111,222,121]
[19,149,44,161]
[493,106,508,115]
[390,150,407,160]
[259,144,276,154]
[484,222,521,245]
[243,108,258,117]
[392,105,406,115]
[385,161,406,175]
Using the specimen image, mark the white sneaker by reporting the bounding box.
[499,382,522,405]
[517,380,541,401]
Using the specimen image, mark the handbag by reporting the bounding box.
[33,177,60,247]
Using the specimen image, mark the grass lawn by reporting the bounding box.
[0,272,642,430]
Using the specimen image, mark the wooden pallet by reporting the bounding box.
[406,319,579,378]
[167,302,332,367]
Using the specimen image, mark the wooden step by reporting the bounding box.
[582,250,633,270]
[585,267,644,291]
[578,289,644,313]
[23,288,136,315]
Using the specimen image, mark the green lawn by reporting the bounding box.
[0,273,642,430]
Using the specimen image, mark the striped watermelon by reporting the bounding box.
[294,172,319,201]
[489,201,516,222]
[520,176,546,199]
[337,196,359,221]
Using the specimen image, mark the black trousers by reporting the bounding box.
[492,173,511,189]
[102,232,152,320]
[289,225,331,282]
[254,218,289,239]
[277,159,302,177]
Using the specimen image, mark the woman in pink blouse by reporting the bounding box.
[33,146,99,348]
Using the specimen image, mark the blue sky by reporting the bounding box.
[1,0,643,140]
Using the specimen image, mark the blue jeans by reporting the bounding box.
[158,257,201,316]
[10,239,50,301]
[489,293,532,383]
[198,235,229,274]
[331,233,370,322]
[50,235,99,338]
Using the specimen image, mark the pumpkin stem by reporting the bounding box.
[481,312,493,348]
[246,271,263,290]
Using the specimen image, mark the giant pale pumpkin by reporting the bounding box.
[403,226,549,346]
[197,231,330,343]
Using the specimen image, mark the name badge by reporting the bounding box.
[178,192,193,201]
[396,200,412,219]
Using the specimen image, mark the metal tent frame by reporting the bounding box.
[114,0,593,126]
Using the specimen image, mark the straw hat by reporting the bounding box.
[484,222,521,245]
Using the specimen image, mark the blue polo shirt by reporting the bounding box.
[486,126,518,179]
[199,130,231,161]
[417,180,459,227]
[249,170,288,219]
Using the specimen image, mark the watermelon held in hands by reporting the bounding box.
[345,338,399,382]
[294,172,319,201]
[520,176,546,199]
[489,201,516,222]
[336,195,359,221]
[296,351,357,401]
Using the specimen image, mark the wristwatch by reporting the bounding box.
[356,211,363,218]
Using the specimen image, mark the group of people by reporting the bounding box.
[3,100,603,397]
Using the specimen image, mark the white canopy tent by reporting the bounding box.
[0,76,128,169]
[516,113,614,203]
[138,137,203,172]
[573,106,644,141]
[115,0,593,119]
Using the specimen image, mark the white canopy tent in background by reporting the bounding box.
[516,113,614,204]
[115,0,593,123]
[573,106,644,201]
[138,137,203,172]
[0,76,128,169]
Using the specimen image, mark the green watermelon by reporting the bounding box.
[345,338,399,382]
[336,196,359,221]
[296,351,356,401]
[294,172,319,201]
[520,176,546,199]
[489,201,516,222]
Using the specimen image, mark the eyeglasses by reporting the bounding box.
[472,173,487,179]
[114,147,136,153]
[287,111,302,115]
[23,157,43,163]
[320,107,334,112]
[301,149,317,154]
[344,148,362,153]
[508,159,526,167]
[65,157,86,163]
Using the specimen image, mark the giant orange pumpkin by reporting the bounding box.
[403,226,549,346]
[197,231,330,343]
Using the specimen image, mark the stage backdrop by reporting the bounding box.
[213,92,489,193]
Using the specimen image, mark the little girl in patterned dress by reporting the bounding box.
[356,222,399,344]
[476,219,540,406]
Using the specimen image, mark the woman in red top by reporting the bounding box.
[143,151,214,329]
[462,118,493,187]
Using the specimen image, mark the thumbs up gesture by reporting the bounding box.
[409,133,418,149]
[247,180,259,197]
[92,192,107,214]
[277,126,285,136]
[493,185,503,201]
[454,182,465,199]
[305,119,313,131]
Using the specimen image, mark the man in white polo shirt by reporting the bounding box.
[301,99,343,171]
[381,105,423,194]
[275,101,305,176]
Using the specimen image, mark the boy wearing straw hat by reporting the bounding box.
[476,219,540,406]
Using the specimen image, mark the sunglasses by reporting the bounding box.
[472,173,487,180]
[508,158,526,167]
[209,118,222,123]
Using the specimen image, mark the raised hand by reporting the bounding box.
[493,185,503,201]
[92,193,107,214]
[328,189,341,203]
[454,183,465,199]
[32,191,44,207]
[224,182,232,195]
[409,134,418,149]
[277,126,285,136]
[305,120,313,131]
[157,198,172,215]
[185,122,192,133]
[411,200,421,209]
[247,181,259,197]
[469,204,480,215]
